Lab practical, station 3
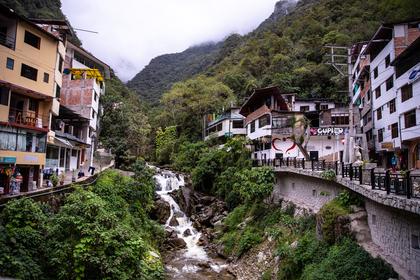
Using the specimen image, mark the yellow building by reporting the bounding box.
[0,5,67,194]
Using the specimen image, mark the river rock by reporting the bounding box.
[183,229,192,237]
[150,198,171,224]
[169,216,179,226]
[167,237,187,249]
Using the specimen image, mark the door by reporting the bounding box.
[19,167,29,192]
[309,151,319,161]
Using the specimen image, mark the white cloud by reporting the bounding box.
[62,0,278,81]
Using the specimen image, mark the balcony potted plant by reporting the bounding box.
[59,173,66,186]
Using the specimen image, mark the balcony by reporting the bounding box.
[8,108,49,131]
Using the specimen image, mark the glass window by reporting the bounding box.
[35,134,46,153]
[24,31,40,49]
[300,106,310,112]
[401,84,413,102]
[71,149,77,157]
[56,84,61,98]
[391,123,398,139]
[389,99,396,114]
[320,104,329,110]
[0,127,17,150]
[258,114,270,128]
[43,72,49,83]
[6,57,14,70]
[58,56,63,72]
[386,76,394,91]
[0,86,9,106]
[404,110,416,128]
[216,123,222,131]
[92,109,95,119]
[377,108,382,120]
[232,120,243,128]
[375,87,381,99]
[250,121,255,133]
[385,54,390,68]
[28,99,38,112]
[59,147,65,167]
[378,128,383,143]
[21,63,38,81]
[374,67,378,78]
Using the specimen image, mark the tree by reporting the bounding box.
[155,126,177,165]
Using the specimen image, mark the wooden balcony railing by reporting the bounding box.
[8,108,49,129]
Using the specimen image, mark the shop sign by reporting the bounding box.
[381,142,393,150]
[310,127,346,136]
[408,64,420,84]
[23,155,39,163]
[0,157,16,164]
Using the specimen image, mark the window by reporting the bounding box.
[372,214,376,225]
[216,123,222,131]
[250,120,255,133]
[389,99,396,114]
[28,99,38,111]
[58,56,63,72]
[412,234,420,249]
[55,84,61,98]
[300,106,310,112]
[43,72,49,83]
[20,64,38,81]
[6,57,14,70]
[366,129,373,142]
[0,86,9,106]
[386,76,394,91]
[374,67,378,79]
[94,92,98,101]
[385,54,390,68]
[92,109,96,119]
[401,84,413,102]
[331,115,349,125]
[71,149,77,157]
[259,114,270,128]
[376,108,382,120]
[391,123,398,139]
[232,120,243,129]
[24,31,40,49]
[404,110,416,128]
[375,87,381,99]
[367,89,371,101]
[320,104,329,110]
[378,128,384,142]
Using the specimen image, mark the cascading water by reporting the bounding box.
[153,168,232,279]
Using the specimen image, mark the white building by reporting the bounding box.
[363,20,420,168]
[204,107,246,142]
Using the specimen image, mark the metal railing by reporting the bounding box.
[8,108,49,129]
[253,158,420,200]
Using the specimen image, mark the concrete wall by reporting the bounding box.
[272,172,343,212]
[365,200,420,278]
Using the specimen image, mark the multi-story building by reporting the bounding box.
[204,107,246,142]
[363,19,420,168]
[391,36,420,169]
[240,86,348,161]
[0,5,66,193]
[58,42,110,168]
[350,43,374,159]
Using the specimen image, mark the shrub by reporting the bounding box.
[238,227,263,256]
[238,167,275,202]
[318,199,349,244]
[320,169,336,181]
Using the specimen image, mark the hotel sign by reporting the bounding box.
[310,127,346,136]
[381,142,394,150]
[408,64,420,84]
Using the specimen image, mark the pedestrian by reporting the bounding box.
[391,154,397,172]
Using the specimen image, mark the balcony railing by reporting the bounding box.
[8,108,49,129]
[253,158,420,200]
[0,32,15,49]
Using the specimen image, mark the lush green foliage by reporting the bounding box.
[155,126,177,165]
[317,198,349,244]
[0,167,164,280]
[320,169,336,181]
[100,76,152,167]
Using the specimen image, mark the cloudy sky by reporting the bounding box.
[61,0,278,81]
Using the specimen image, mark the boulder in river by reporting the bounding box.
[183,229,192,237]
[169,216,179,226]
[150,198,170,224]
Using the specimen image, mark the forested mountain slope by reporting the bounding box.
[0,0,64,19]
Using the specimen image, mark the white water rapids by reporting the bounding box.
[153,168,230,279]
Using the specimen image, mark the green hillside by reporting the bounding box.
[0,0,64,19]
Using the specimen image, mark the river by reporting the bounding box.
[154,168,234,279]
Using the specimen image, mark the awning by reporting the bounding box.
[63,68,104,82]
[54,136,73,148]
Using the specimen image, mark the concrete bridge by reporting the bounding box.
[256,159,420,280]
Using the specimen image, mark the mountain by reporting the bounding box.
[127,42,222,104]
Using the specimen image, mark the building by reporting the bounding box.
[0,5,67,194]
[240,86,348,161]
[59,42,110,167]
[350,43,374,159]
[391,36,420,169]
[46,105,90,172]
[363,19,420,168]
[204,107,246,142]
